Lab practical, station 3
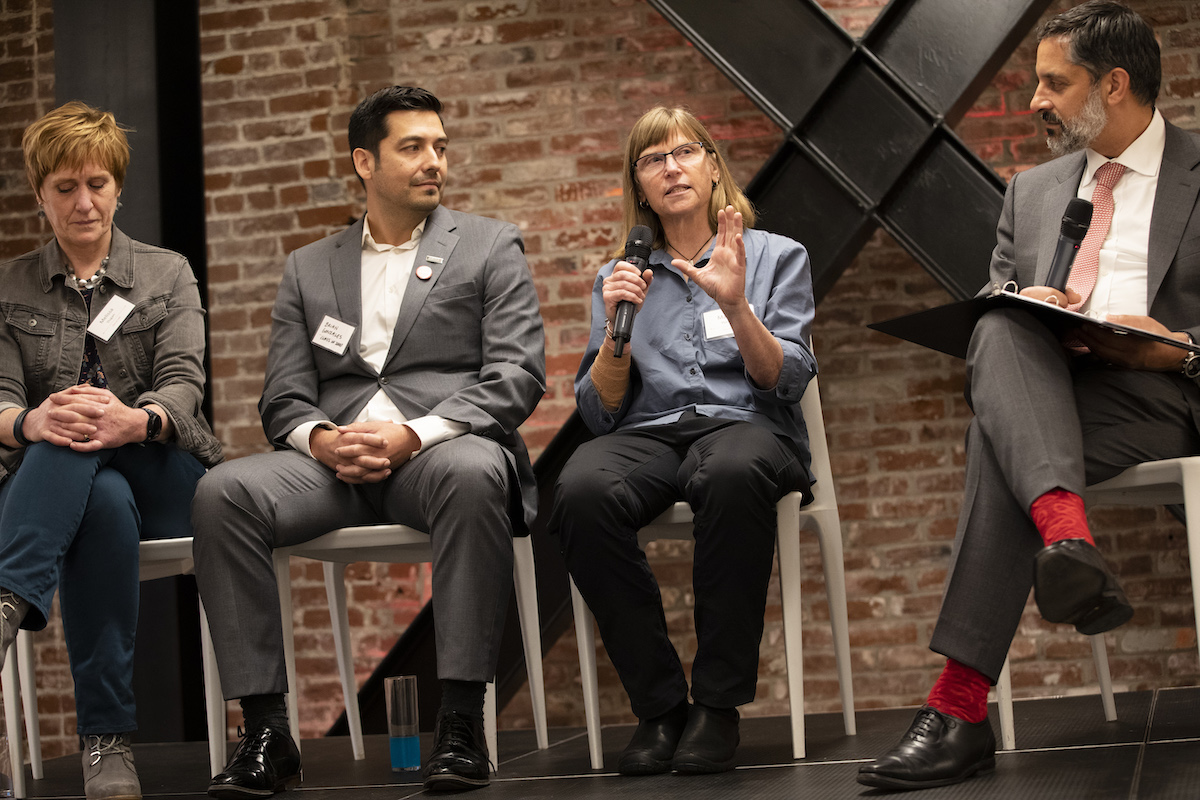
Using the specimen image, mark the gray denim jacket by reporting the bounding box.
[0,226,223,483]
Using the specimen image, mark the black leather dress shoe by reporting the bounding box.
[617,702,690,775]
[1034,539,1133,635]
[671,704,739,774]
[422,710,490,791]
[857,706,995,790]
[208,724,301,798]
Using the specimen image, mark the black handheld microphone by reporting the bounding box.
[611,225,652,357]
[1044,197,1093,292]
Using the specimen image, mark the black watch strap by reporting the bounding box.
[144,407,162,442]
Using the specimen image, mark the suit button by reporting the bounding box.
[380,377,389,385]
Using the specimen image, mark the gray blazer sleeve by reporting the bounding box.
[424,222,545,437]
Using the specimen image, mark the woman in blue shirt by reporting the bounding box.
[550,106,818,775]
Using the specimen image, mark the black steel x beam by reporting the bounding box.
[652,0,1054,301]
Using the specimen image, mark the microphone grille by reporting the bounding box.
[625,225,652,260]
[1060,197,1093,242]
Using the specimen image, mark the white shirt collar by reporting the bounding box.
[1082,107,1165,184]
[361,214,426,252]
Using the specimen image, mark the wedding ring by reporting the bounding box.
[82,435,90,442]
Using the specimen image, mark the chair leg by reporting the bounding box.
[1181,463,1200,695]
[199,598,227,776]
[16,631,40,780]
[484,682,498,773]
[995,657,1015,751]
[3,643,27,798]
[570,578,603,770]
[1090,635,1116,722]
[511,536,548,750]
[273,551,302,753]
[807,506,856,738]
[777,498,806,760]
[323,561,364,760]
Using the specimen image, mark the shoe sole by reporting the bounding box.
[671,754,736,774]
[856,755,996,790]
[207,775,300,799]
[1034,549,1108,623]
[422,773,490,792]
[1034,549,1133,633]
[618,758,672,776]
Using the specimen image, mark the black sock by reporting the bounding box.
[240,693,289,733]
[440,680,486,718]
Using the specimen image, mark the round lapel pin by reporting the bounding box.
[416,265,433,281]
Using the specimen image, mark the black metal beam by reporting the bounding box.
[54,0,209,744]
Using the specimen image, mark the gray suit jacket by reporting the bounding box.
[987,119,1200,344]
[258,205,546,529]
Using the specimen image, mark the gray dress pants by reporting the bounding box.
[192,434,517,699]
[929,308,1200,682]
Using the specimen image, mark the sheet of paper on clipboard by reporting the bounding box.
[867,285,1200,360]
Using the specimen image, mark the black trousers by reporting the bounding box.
[550,415,810,719]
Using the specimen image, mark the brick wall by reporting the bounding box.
[2,0,1198,764]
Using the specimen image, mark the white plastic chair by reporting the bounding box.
[570,376,856,767]
[0,537,226,798]
[992,455,1200,750]
[272,526,548,769]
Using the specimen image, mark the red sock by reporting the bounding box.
[1030,488,1094,547]
[926,659,989,723]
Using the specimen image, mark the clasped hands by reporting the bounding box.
[23,384,145,451]
[310,421,420,484]
[1020,285,1189,371]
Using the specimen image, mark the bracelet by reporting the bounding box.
[604,320,615,340]
[12,408,32,447]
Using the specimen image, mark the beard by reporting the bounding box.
[1044,83,1108,157]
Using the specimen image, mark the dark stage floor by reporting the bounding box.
[16,686,1200,799]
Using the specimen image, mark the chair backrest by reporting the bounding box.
[799,375,837,514]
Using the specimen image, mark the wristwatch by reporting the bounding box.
[1183,351,1200,380]
[143,407,162,442]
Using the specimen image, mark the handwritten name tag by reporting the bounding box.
[312,315,354,355]
[86,296,135,342]
[702,304,754,341]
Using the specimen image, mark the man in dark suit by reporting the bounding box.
[860,1,1200,790]
[193,86,545,795]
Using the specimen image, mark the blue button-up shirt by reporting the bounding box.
[575,227,817,477]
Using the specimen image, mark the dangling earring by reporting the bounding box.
[116,201,123,211]
[638,200,649,210]
[711,180,718,190]
[36,204,45,219]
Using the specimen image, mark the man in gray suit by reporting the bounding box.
[193,86,545,795]
[860,1,1200,791]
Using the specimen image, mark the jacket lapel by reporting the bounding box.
[1035,153,1087,285]
[1148,122,1200,304]
[385,206,459,365]
[329,220,371,370]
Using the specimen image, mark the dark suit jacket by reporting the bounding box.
[258,205,546,529]
[986,119,1200,346]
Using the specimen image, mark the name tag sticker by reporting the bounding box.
[702,304,754,341]
[312,315,354,355]
[86,296,136,342]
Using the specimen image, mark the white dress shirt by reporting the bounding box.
[287,214,468,458]
[1075,108,1166,319]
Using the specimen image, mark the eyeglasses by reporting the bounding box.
[632,142,709,175]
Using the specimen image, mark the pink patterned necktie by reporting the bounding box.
[1066,161,1126,311]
